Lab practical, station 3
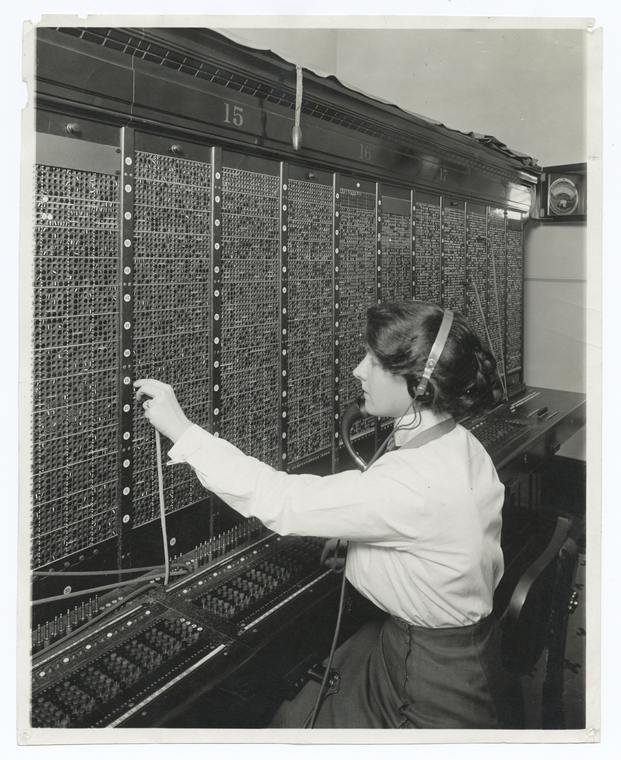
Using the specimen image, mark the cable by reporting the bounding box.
[35,431,172,591]
[32,430,184,602]
[486,238,509,400]
[32,418,174,664]
[306,404,424,726]
[304,542,350,729]
[292,64,303,150]
[32,563,186,577]
[32,582,156,659]
[471,280,496,363]
[155,429,171,585]
[31,572,173,606]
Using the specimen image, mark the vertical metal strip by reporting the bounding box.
[519,217,525,382]
[211,147,223,440]
[465,201,472,324]
[118,127,135,568]
[410,189,416,299]
[460,201,465,310]
[410,190,418,299]
[332,173,341,473]
[375,182,383,444]
[279,163,290,470]
[502,209,509,375]
[485,205,490,332]
[495,208,506,383]
[439,194,445,308]
[464,201,469,320]
[376,182,383,303]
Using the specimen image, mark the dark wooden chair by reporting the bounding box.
[494,512,581,729]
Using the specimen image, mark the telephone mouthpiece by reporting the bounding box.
[341,398,369,471]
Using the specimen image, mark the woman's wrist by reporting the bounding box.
[167,417,194,444]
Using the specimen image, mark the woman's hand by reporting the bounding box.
[134,379,194,443]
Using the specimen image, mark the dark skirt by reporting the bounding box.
[271,614,523,729]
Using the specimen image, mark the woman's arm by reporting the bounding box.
[168,424,424,545]
[134,378,426,544]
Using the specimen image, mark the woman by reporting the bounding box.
[134,300,520,729]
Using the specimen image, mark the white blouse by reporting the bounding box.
[167,408,505,628]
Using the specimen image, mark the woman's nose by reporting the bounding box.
[353,355,367,380]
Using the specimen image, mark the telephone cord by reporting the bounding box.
[155,429,171,585]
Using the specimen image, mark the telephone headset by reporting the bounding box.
[309,308,454,728]
[341,307,455,473]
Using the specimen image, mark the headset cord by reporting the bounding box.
[364,431,395,471]
[304,541,349,728]
[364,404,421,471]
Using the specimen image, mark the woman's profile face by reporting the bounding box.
[353,351,412,418]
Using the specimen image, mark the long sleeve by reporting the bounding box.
[167,424,428,545]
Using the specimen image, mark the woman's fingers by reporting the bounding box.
[134,378,171,401]
[132,380,193,443]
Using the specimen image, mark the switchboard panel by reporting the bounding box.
[506,213,525,374]
[31,147,527,569]
[219,157,282,466]
[132,147,213,527]
[441,197,466,312]
[465,202,489,346]
[336,179,378,435]
[414,192,442,303]
[487,207,508,377]
[33,165,121,567]
[380,192,413,304]
[286,170,335,467]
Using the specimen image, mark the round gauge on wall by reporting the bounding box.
[548,176,580,216]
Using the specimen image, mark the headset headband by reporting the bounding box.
[413,309,454,399]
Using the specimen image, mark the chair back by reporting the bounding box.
[494,515,575,676]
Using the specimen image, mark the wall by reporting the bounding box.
[230,26,589,459]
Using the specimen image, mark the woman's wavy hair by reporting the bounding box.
[364,300,501,417]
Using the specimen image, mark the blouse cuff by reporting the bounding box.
[167,424,214,463]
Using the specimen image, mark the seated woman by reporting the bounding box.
[134,300,521,729]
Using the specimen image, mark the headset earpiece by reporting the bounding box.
[407,376,432,400]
